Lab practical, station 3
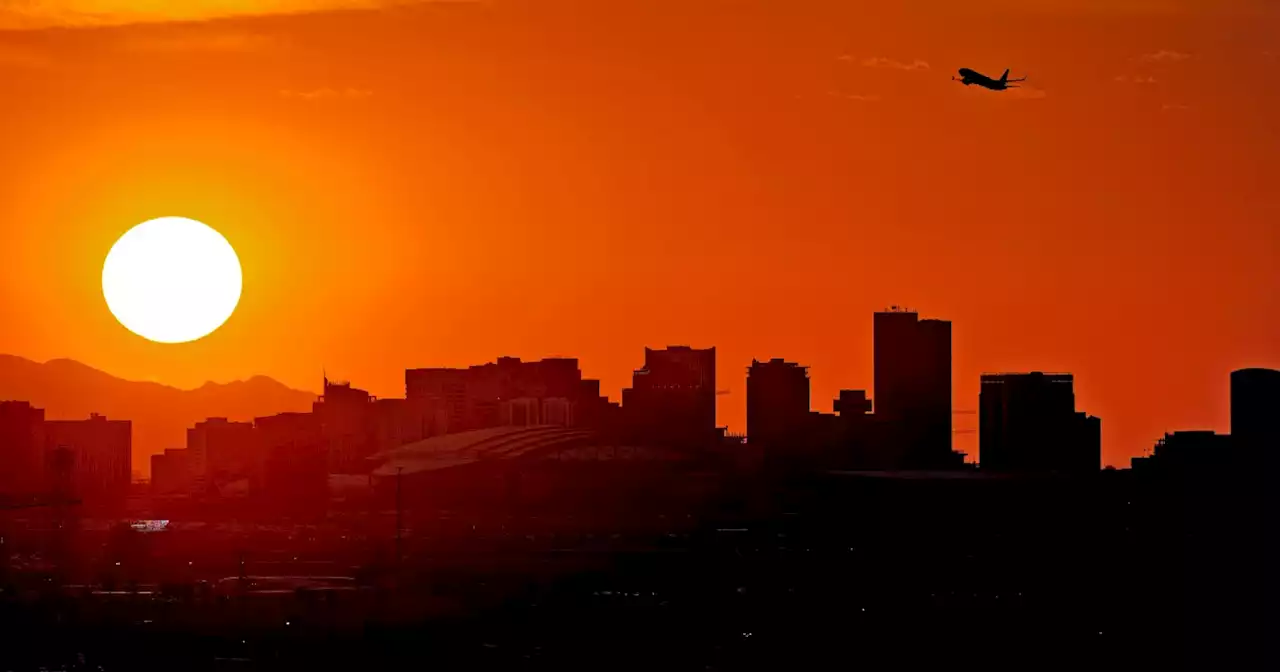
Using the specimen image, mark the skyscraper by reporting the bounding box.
[746,358,811,450]
[405,357,588,432]
[253,411,327,515]
[187,417,256,491]
[873,308,954,469]
[150,448,193,497]
[0,401,45,496]
[979,372,1101,474]
[44,413,132,505]
[313,378,376,474]
[622,346,717,447]
[1231,368,1280,457]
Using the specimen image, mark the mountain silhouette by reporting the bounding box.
[0,355,316,476]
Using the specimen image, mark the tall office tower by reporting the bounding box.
[313,377,377,474]
[44,413,132,505]
[0,401,45,496]
[747,358,811,449]
[1232,368,1280,457]
[622,346,717,447]
[405,357,589,432]
[979,372,1101,474]
[874,308,954,469]
[187,417,256,490]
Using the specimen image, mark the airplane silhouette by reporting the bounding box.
[953,68,1026,91]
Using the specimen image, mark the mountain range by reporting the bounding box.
[0,355,317,476]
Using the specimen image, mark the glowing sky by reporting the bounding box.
[0,0,1276,465]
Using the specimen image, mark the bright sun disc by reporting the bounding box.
[102,217,242,344]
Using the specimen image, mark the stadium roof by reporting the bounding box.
[369,425,595,477]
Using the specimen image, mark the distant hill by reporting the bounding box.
[0,355,317,475]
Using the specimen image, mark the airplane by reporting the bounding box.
[952,68,1026,91]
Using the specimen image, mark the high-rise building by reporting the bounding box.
[0,401,45,496]
[405,367,469,429]
[622,346,717,447]
[874,308,954,469]
[254,411,327,514]
[43,414,132,504]
[979,372,1101,474]
[368,398,435,455]
[314,378,376,474]
[150,448,193,497]
[187,417,256,491]
[746,358,811,450]
[255,412,322,453]
[1232,368,1280,457]
[830,390,881,469]
[405,357,590,432]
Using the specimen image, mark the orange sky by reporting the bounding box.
[0,0,1276,466]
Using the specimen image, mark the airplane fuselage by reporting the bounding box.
[956,68,1010,90]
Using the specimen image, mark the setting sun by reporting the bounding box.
[102,216,242,344]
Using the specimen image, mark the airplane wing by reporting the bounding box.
[1007,77,1027,82]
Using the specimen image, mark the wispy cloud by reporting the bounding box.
[859,57,931,71]
[120,32,278,53]
[827,90,881,103]
[1005,86,1048,100]
[1138,50,1191,63]
[1161,102,1190,112]
[0,1,441,30]
[280,87,374,101]
[1114,74,1158,84]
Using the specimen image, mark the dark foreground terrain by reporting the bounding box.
[1,470,1273,671]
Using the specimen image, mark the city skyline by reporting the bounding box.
[0,3,1276,666]
[1,310,1268,472]
[1,1,1276,473]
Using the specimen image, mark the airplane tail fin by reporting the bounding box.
[1000,69,1010,83]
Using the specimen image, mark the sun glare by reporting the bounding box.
[102,217,242,344]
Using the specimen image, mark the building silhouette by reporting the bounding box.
[187,417,256,493]
[747,359,811,465]
[746,359,810,446]
[150,447,193,498]
[0,401,45,496]
[979,372,1100,474]
[829,389,882,468]
[1231,368,1280,459]
[575,378,621,432]
[314,378,378,474]
[43,413,131,505]
[254,411,327,516]
[1131,430,1233,474]
[834,389,873,417]
[405,357,595,434]
[368,398,433,454]
[873,308,956,469]
[622,346,717,447]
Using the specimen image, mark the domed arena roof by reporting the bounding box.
[369,425,596,477]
